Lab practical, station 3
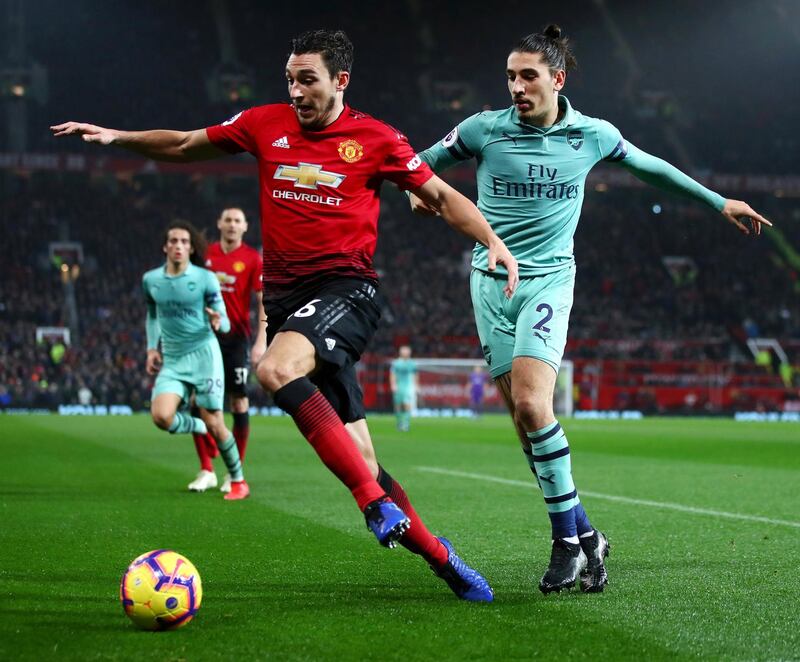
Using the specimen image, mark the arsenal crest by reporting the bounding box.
[567,130,584,151]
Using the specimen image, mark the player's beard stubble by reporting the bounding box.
[294,94,338,130]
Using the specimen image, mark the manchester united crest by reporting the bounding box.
[338,139,364,163]
[233,260,246,273]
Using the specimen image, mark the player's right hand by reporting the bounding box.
[487,237,519,298]
[50,122,118,145]
[408,192,440,217]
[146,349,163,375]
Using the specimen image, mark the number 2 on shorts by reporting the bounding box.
[533,303,553,333]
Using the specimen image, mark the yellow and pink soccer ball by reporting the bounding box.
[120,550,202,630]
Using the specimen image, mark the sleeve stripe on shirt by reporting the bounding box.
[446,144,471,161]
[604,139,628,162]
[446,136,475,161]
[456,136,475,158]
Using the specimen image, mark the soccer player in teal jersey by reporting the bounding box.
[143,221,250,501]
[390,345,418,431]
[410,25,771,594]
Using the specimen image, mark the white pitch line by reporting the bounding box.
[415,466,800,529]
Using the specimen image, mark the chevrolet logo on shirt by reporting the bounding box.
[273,163,346,190]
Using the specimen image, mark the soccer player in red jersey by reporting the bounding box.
[188,207,266,494]
[51,29,518,601]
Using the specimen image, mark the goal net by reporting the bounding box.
[405,358,574,417]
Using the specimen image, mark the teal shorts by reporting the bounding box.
[393,386,415,408]
[152,340,225,411]
[470,265,575,378]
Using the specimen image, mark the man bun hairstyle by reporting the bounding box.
[290,29,354,79]
[513,24,578,73]
[164,220,207,267]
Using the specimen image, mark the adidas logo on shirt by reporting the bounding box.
[272,136,290,149]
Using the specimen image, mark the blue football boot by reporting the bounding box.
[363,497,411,548]
[432,537,494,602]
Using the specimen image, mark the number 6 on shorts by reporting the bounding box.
[293,299,322,318]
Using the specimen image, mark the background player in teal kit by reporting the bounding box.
[390,345,418,432]
[410,25,771,593]
[143,221,250,501]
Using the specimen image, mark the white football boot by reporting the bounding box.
[188,470,218,492]
[220,473,232,494]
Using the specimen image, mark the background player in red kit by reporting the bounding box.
[51,29,518,602]
[189,207,266,494]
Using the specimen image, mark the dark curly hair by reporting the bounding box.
[290,29,354,78]
[163,220,206,267]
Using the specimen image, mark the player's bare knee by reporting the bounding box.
[151,410,172,430]
[231,396,249,413]
[257,358,302,394]
[514,394,552,431]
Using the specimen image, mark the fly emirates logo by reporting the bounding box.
[272,163,346,207]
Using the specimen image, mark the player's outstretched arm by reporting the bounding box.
[616,142,772,235]
[412,175,519,297]
[49,123,227,162]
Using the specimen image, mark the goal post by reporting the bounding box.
[399,357,574,416]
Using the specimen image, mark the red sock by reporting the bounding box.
[193,433,214,472]
[274,379,385,511]
[233,412,249,462]
[378,466,448,568]
[203,433,219,459]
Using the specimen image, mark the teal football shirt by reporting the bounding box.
[143,263,230,357]
[391,358,418,394]
[418,96,725,277]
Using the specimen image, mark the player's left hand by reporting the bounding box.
[722,199,772,236]
[487,238,519,298]
[205,307,222,331]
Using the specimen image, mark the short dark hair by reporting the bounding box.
[513,24,577,73]
[290,29,354,78]
[163,220,206,267]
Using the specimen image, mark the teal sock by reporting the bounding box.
[216,434,243,481]
[168,412,207,435]
[402,411,411,429]
[526,421,579,539]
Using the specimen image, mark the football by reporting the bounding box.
[119,550,203,630]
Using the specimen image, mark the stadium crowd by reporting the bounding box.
[2,170,797,410]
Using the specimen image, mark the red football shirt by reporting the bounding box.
[204,241,262,338]
[205,104,433,300]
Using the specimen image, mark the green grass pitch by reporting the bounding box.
[1,414,798,660]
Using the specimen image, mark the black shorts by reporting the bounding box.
[217,334,250,399]
[265,278,380,423]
